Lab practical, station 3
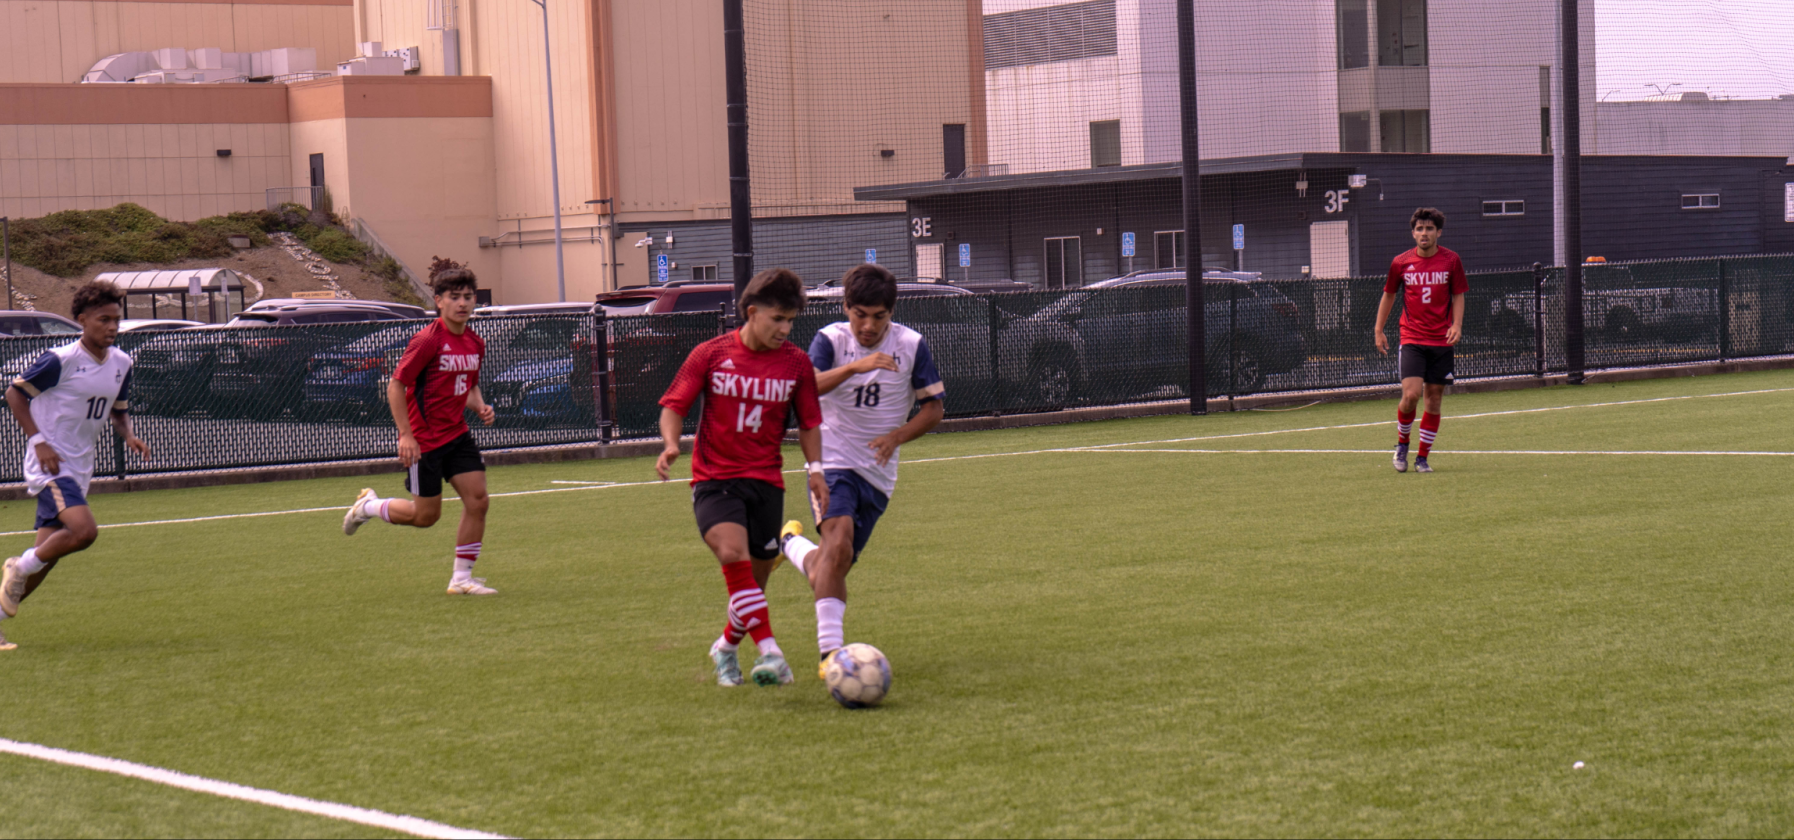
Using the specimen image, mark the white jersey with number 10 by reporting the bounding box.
[13,341,133,495]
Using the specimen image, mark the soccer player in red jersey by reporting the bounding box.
[1374,207,1467,474]
[341,268,498,594]
[656,268,828,688]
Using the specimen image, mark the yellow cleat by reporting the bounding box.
[771,520,805,573]
[818,648,838,681]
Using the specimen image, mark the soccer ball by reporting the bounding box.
[823,643,891,708]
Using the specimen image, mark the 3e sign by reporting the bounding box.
[1324,190,1351,214]
[910,217,932,238]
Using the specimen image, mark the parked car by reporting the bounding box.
[0,311,81,337]
[134,305,411,419]
[1489,266,1717,344]
[805,283,978,302]
[594,283,739,316]
[245,298,428,320]
[475,302,597,318]
[120,319,203,332]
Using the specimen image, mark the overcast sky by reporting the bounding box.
[1597,0,1794,100]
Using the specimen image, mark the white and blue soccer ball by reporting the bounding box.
[823,643,891,708]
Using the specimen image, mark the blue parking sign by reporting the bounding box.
[958,243,971,267]
[1121,232,1136,257]
[865,248,877,264]
[656,253,669,284]
[1232,224,1245,251]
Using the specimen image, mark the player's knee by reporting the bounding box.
[412,509,442,528]
[462,493,489,517]
[67,524,98,548]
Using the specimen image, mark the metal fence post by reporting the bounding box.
[1717,258,1730,362]
[114,434,127,481]
[593,304,612,444]
[1227,280,1239,399]
[987,294,1003,415]
[2,217,12,311]
[1533,262,1545,378]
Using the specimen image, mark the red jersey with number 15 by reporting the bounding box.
[660,331,822,488]
[393,319,485,452]
[1384,246,1469,346]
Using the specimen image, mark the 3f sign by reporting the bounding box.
[1324,190,1351,214]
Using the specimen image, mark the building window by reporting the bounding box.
[983,0,1117,70]
[690,265,718,281]
[1340,112,1371,152]
[1043,237,1083,289]
[1539,66,1552,155]
[1380,109,1430,153]
[1681,194,1721,209]
[1378,0,1427,67]
[1337,0,1369,70]
[1482,200,1525,217]
[1153,230,1185,269]
[943,124,967,179]
[1089,120,1121,168]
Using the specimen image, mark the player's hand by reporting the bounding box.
[655,445,680,481]
[1374,331,1389,356]
[33,442,60,475]
[807,471,830,519]
[1446,324,1463,346]
[397,433,421,468]
[126,435,151,460]
[852,353,899,374]
[868,432,900,467]
[475,402,496,426]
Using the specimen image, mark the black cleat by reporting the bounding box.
[1414,457,1433,474]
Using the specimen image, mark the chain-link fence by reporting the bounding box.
[0,255,1788,483]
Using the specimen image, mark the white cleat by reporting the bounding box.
[0,625,15,651]
[0,557,25,618]
[343,488,377,536]
[446,577,498,595]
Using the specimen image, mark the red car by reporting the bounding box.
[594,282,738,316]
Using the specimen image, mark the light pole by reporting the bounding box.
[525,0,567,301]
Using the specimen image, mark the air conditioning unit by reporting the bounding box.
[383,46,421,72]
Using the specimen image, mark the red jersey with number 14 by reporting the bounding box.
[1384,246,1469,346]
[660,331,822,488]
[393,319,485,452]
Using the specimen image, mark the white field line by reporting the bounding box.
[548,480,617,486]
[1,386,1785,538]
[0,738,509,840]
[1076,448,1794,456]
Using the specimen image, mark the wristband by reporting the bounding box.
[805,461,824,476]
[27,434,45,448]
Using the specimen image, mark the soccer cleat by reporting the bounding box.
[446,577,498,595]
[710,641,743,687]
[0,557,25,618]
[0,626,15,651]
[342,488,377,536]
[771,520,806,573]
[751,653,795,686]
[1393,443,1409,473]
[1414,457,1433,474]
[819,649,839,681]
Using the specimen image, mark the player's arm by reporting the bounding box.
[794,363,829,515]
[655,345,710,480]
[109,369,149,459]
[1374,260,1403,355]
[467,384,495,426]
[8,352,61,473]
[386,378,421,467]
[868,339,946,466]
[808,331,894,395]
[655,406,685,481]
[1446,293,1466,346]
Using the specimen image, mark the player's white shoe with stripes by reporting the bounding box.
[0,557,26,618]
[446,577,497,595]
[342,488,377,536]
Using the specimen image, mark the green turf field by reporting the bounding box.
[1,369,1790,838]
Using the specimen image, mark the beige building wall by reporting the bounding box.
[611,0,728,223]
[0,83,290,219]
[0,0,355,84]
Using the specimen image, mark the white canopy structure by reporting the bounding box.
[97,269,248,323]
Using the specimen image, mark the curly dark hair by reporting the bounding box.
[71,280,125,319]
[430,268,478,298]
[740,268,806,314]
[841,263,897,311]
[1411,207,1447,231]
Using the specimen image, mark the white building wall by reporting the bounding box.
[1597,98,1794,156]
[1428,0,1594,155]
[986,56,1121,173]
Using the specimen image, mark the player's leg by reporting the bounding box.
[2,480,97,618]
[343,457,443,532]
[443,469,494,595]
[694,481,788,686]
[1393,346,1423,472]
[1415,381,1448,473]
[737,480,793,686]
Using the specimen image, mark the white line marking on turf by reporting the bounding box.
[2,386,1784,538]
[0,738,510,840]
[549,480,617,485]
[1077,448,1794,456]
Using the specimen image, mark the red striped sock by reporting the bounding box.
[1417,413,1441,458]
[454,542,481,578]
[720,561,773,647]
[1397,409,1415,445]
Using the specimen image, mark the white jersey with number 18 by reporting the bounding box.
[13,341,133,495]
[808,321,944,498]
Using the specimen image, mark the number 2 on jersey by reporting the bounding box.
[1421,286,1433,304]
[735,403,764,433]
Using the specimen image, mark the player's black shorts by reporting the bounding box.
[406,431,485,498]
[692,478,785,561]
[1398,343,1455,386]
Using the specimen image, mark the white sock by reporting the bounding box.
[452,543,480,581]
[816,597,845,655]
[712,635,738,653]
[15,548,46,577]
[756,637,784,659]
[784,535,818,573]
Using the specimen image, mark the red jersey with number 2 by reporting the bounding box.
[393,319,486,452]
[1384,246,1469,346]
[660,331,822,488]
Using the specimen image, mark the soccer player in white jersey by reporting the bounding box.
[0,281,150,649]
[779,264,944,675]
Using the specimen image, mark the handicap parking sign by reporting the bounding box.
[1121,232,1135,257]
[958,243,971,267]
[656,253,669,284]
[865,248,877,264]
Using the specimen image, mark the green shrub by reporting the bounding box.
[3,202,373,277]
[371,256,424,307]
[304,227,369,264]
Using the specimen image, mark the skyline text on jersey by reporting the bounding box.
[1403,270,1454,287]
[709,372,797,403]
[438,354,481,372]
